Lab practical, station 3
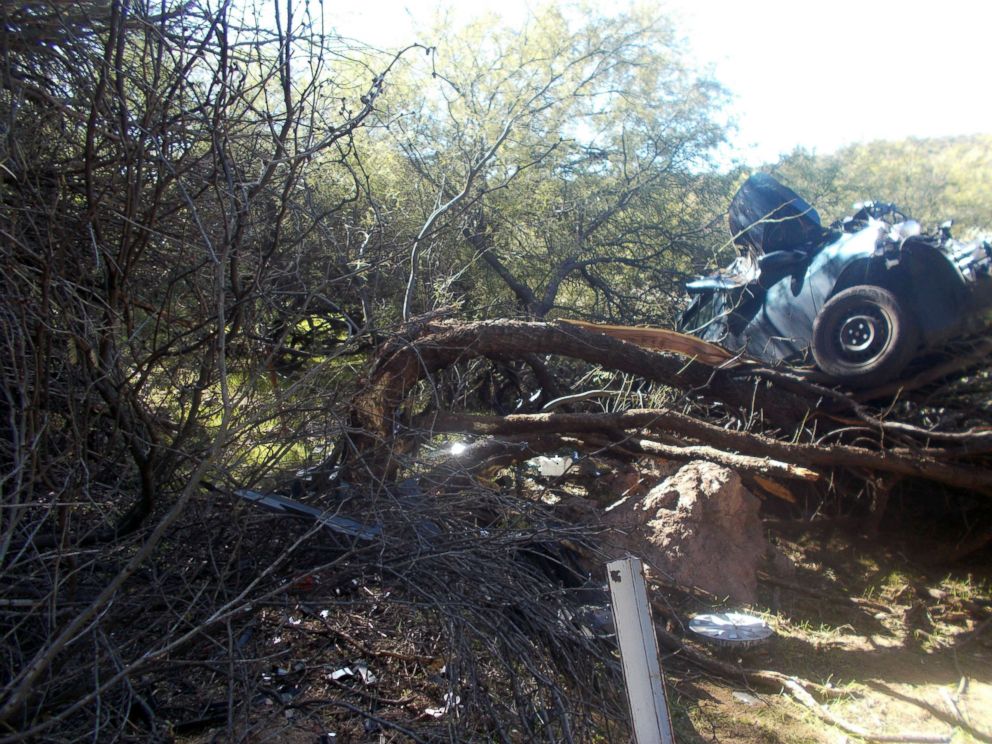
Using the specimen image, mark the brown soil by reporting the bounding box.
[666,520,992,744]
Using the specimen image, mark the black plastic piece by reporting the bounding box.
[729,173,823,254]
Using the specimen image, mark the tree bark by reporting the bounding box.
[346,319,814,475]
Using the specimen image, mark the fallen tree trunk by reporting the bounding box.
[347,319,813,474]
[342,316,992,502]
[558,318,741,367]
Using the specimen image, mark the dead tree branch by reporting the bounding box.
[421,410,992,494]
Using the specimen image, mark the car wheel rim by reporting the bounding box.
[836,308,889,362]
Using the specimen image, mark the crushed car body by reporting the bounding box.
[677,173,992,387]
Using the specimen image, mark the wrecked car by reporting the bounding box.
[677,173,992,387]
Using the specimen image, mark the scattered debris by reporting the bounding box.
[689,612,774,648]
[353,661,377,686]
[223,486,382,541]
[528,454,578,477]
[732,690,761,706]
[329,667,353,681]
[424,692,461,719]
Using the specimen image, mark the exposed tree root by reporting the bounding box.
[782,678,953,743]
[864,680,992,743]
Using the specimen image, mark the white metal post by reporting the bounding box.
[607,557,676,744]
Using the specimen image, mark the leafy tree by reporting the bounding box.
[356,4,730,324]
[772,135,992,234]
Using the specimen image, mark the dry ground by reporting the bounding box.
[668,520,992,744]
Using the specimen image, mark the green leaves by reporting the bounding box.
[354,4,730,322]
[772,135,992,235]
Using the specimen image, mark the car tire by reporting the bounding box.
[811,285,919,388]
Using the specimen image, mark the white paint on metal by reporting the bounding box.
[607,557,676,744]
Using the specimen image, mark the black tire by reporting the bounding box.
[811,285,919,388]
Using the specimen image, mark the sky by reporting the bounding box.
[326,0,992,165]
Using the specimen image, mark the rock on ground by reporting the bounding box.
[605,460,766,603]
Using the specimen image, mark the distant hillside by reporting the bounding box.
[768,134,992,235]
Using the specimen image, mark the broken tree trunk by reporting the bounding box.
[342,316,992,500]
[346,319,812,477]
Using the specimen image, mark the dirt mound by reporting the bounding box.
[606,460,766,603]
